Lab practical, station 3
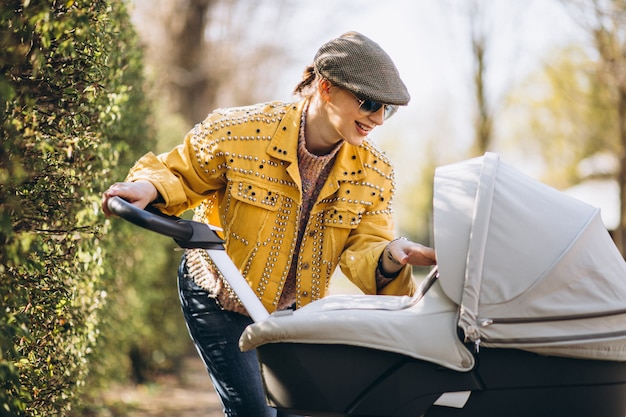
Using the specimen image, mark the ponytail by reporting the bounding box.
[293,65,318,97]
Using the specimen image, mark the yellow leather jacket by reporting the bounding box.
[126,100,415,312]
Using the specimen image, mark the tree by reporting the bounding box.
[468,0,494,155]
[132,0,291,128]
[71,0,298,395]
[505,45,615,187]
[454,0,526,157]
[561,0,626,253]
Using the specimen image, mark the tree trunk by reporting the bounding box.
[163,0,215,125]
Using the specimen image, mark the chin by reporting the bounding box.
[348,136,366,146]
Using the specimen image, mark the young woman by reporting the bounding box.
[102,31,436,417]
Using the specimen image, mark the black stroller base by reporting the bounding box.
[425,385,626,417]
[257,343,626,417]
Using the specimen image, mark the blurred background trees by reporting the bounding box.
[565,0,626,249]
[502,0,626,246]
[2,0,626,416]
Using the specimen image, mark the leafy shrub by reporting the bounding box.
[0,0,185,415]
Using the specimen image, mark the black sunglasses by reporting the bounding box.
[348,90,399,120]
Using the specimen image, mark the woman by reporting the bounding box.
[102,31,436,417]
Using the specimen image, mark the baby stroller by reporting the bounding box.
[108,152,626,417]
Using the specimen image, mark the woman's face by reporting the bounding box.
[324,84,386,147]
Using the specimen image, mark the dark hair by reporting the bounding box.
[293,65,319,98]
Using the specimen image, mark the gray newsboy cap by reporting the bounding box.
[314,31,410,106]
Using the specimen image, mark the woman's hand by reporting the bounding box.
[389,238,436,266]
[380,237,437,276]
[101,180,158,217]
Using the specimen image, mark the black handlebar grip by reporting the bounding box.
[107,196,193,241]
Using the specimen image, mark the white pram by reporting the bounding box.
[109,152,626,417]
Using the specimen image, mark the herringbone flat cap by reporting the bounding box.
[314,31,410,105]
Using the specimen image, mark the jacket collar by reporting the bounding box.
[266,101,303,165]
[318,141,367,201]
[266,100,368,198]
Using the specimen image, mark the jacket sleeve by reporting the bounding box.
[338,215,416,297]
[337,153,417,297]
[125,126,226,217]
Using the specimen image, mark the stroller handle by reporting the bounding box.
[107,196,271,321]
[106,196,224,249]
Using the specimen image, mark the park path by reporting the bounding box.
[105,276,361,416]
[105,354,223,417]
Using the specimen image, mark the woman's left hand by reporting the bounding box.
[387,238,437,267]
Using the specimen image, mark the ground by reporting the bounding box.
[103,275,363,417]
[104,354,223,417]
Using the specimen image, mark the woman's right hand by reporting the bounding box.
[101,180,159,217]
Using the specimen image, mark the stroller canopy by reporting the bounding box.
[434,152,626,360]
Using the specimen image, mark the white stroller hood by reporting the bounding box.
[434,152,626,360]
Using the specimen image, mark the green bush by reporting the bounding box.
[0,1,191,415]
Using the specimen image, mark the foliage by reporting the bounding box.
[0,1,190,415]
[503,45,616,188]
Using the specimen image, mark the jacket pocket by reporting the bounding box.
[225,179,288,265]
[318,207,363,274]
[320,206,363,229]
[230,179,282,212]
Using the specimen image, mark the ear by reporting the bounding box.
[318,79,332,102]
